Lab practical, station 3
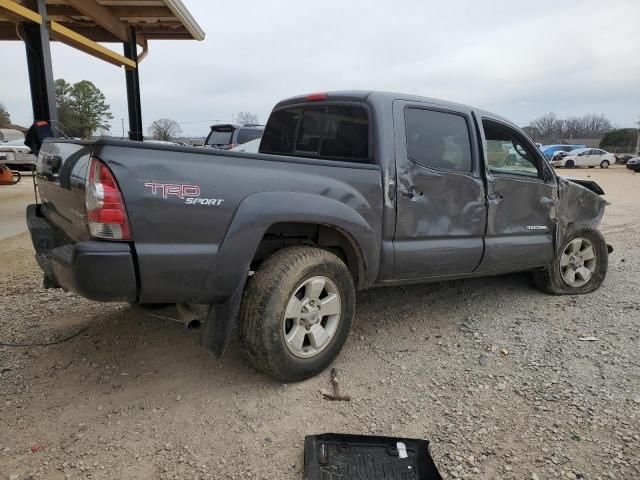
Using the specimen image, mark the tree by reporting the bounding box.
[234,111,259,125]
[529,113,559,141]
[580,114,611,138]
[0,103,11,127]
[148,118,181,141]
[55,78,113,138]
[55,79,79,135]
[527,112,613,143]
[599,128,636,149]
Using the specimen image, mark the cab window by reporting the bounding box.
[482,120,541,178]
[405,107,472,172]
[261,105,369,162]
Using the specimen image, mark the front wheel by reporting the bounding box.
[239,247,355,382]
[600,160,610,168]
[533,225,608,295]
[564,160,574,168]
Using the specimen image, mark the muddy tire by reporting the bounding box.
[533,225,608,295]
[239,247,355,382]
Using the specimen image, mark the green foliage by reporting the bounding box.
[0,102,11,128]
[55,79,113,138]
[599,128,637,148]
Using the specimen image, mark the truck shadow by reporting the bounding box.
[41,271,536,387]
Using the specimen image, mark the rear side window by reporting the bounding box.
[236,128,263,145]
[405,108,472,172]
[260,109,301,155]
[260,104,369,161]
[319,106,368,160]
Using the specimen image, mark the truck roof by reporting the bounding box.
[275,90,510,124]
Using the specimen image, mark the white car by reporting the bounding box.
[552,148,615,169]
[0,139,36,169]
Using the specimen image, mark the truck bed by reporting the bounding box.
[34,138,383,304]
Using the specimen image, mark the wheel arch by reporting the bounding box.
[195,191,380,304]
[253,222,367,289]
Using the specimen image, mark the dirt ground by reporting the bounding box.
[1,166,639,480]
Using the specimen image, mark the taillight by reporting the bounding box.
[85,157,131,240]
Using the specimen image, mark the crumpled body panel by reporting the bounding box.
[554,177,608,250]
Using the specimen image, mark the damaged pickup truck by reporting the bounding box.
[27,91,610,381]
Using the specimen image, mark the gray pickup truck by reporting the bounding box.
[27,91,610,381]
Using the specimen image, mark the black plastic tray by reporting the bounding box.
[304,433,442,479]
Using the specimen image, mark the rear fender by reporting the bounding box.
[195,191,379,305]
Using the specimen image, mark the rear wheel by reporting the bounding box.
[533,225,608,295]
[564,160,574,168]
[600,160,610,168]
[239,247,355,382]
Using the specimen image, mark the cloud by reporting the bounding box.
[2,0,639,136]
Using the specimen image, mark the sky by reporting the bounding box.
[1,0,639,137]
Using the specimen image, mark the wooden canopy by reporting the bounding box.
[0,0,204,42]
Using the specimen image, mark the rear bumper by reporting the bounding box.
[27,204,137,302]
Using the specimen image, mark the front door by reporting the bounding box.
[392,101,486,279]
[476,117,557,272]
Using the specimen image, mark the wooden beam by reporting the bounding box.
[63,0,128,42]
[0,0,42,24]
[49,20,136,69]
[46,5,175,18]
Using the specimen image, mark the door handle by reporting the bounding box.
[401,186,420,199]
[488,192,504,202]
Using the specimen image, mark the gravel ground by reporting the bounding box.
[1,167,639,480]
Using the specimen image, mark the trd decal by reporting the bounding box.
[144,182,224,206]
[144,182,200,199]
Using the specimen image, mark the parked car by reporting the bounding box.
[616,153,635,165]
[230,138,261,153]
[0,138,36,170]
[626,157,640,170]
[203,123,264,150]
[552,148,615,168]
[541,144,586,160]
[551,150,571,162]
[27,90,611,382]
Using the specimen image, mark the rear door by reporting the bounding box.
[591,149,607,166]
[476,117,556,272]
[581,149,595,166]
[392,101,486,278]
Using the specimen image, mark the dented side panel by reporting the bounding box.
[478,176,556,271]
[390,99,487,279]
[554,178,608,250]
